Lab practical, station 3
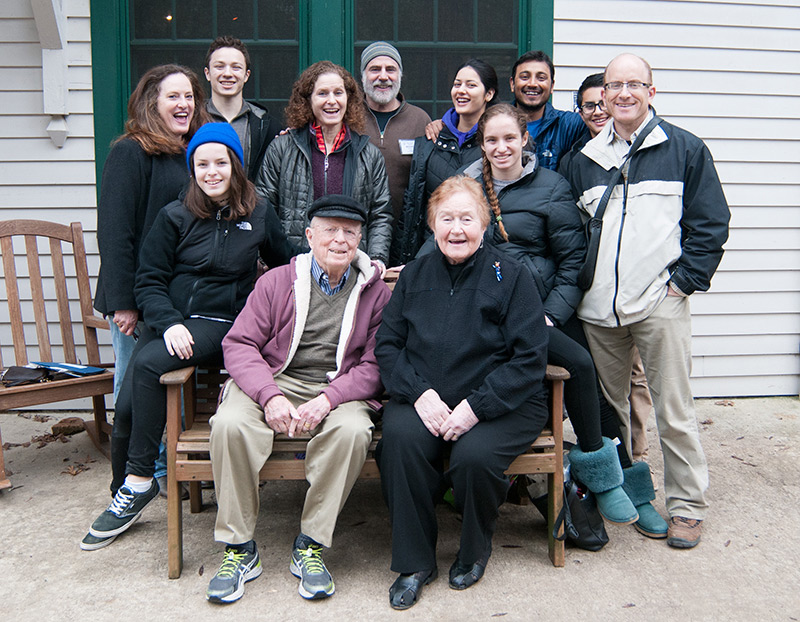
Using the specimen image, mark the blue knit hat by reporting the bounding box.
[186,123,244,170]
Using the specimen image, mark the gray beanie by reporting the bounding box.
[360,41,403,75]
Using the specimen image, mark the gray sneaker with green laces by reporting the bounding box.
[206,546,263,603]
[290,542,335,599]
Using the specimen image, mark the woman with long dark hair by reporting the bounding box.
[94,64,210,401]
[391,58,498,265]
[82,124,296,551]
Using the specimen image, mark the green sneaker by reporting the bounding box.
[88,479,159,538]
[290,542,335,599]
[206,546,262,603]
[80,532,117,551]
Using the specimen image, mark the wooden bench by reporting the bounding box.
[0,220,114,490]
[162,364,568,579]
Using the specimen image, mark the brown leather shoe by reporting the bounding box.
[667,516,702,548]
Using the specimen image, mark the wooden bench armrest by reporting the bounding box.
[83,314,110,330]
[545,364,570,382]
[160,367,197,386]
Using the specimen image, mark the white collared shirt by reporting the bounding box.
[606,109,655,168]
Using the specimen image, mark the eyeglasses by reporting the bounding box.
[315,225,360,241]
[579,101,606,114]
[604,81,650,92]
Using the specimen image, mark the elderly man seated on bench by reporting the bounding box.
[205,195,392,604]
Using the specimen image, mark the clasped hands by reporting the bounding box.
[414,388,479,441]
[264,393,332,437]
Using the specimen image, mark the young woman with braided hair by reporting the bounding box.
[461,104,668,537]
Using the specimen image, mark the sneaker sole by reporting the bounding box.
[633,522,668,539]
[80,534,118,551]
[290,558,335,599]
[206,563,263,603]
[89,511,143,538]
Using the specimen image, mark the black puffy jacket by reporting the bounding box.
[392,125,482,265]
[254,125,393,264]
[462,154,586,326]
[134,198,297,335]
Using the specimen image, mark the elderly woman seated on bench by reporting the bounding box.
[203,195,391,605]
[374,176,550,610]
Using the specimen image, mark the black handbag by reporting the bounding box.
[1,366,51,387]
[576,115,663,290]
[553,465,609,552]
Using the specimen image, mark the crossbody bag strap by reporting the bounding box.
[593,114,662,221]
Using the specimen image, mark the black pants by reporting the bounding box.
[110,319,229,493]
[376,397,547,574]
[547,316,631,467]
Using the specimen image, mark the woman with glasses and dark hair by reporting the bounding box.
[391,58,499,265]
[255,61,393,272]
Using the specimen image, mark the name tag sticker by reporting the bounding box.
[399,139,415,155]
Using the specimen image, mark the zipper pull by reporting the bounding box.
[324,155,329,173]
[216,209,222,221]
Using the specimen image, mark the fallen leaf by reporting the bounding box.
[198,565,204,576]
[61,464,89,476]
[715,400,734,407]
[700,419,714,425]
[724,540,731,547]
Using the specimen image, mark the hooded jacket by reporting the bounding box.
[565,116,729,327]
[254,126,393,264]
[462,153,586,326]
[222,251,392,410]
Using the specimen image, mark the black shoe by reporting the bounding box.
[389,568,438,610]
[448,548,490,590]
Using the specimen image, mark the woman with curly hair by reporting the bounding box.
[255,61,393,271]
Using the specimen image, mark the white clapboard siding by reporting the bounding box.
[0,0,111,402]
[554,0,800,396]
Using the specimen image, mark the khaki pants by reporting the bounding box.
[583,295,708,519]
[629,347,654,461]
[210,376,374,547]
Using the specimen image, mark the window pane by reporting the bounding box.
[258,0,298,41]
[438,0,472,42]
[175,1,214,39]
[478,0,516,43]
[355,1,393,41]
[132,0,172,40]
[397,0,432,40]
[355,1,518,121]
[218,0,254,40]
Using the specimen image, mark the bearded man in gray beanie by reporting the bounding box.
[360,41,431,222]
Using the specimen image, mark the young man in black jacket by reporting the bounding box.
[204,36,282,180]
